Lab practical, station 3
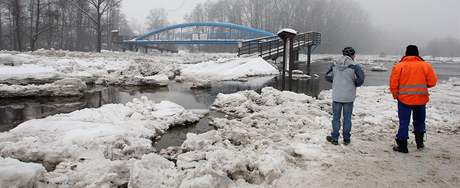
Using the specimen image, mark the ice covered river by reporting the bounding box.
[1,61,459,150]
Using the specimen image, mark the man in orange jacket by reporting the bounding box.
[389,45,438,153]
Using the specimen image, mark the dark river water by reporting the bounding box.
[1,61,459,149]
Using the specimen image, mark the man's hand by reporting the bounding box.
[392,93,398,100]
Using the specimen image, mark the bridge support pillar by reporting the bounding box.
[139,47,148,54]
[306,45,312,75]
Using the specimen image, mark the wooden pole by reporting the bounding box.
[288,37,295,91]
[281,39,288,90]
[307,45,312,75]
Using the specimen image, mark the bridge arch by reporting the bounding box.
[134,22,275,41]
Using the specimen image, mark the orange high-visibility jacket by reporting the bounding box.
[389,56,438,105]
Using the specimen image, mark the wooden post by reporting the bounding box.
[288,38,295,91]
[281,40,288,90]
[307,45,312,75]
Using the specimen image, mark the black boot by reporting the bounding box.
[415,132,425,149]
[393,139,408,153]
[326,136,338,145]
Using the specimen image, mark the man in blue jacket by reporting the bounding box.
[325,47,365,145]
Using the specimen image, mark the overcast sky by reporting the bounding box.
[121,0,460,40]
[354,0,460,40]
[121,0,208,33]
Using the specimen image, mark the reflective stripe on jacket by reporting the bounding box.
[389,56,438,105]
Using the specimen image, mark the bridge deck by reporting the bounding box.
[122,39,242,45]
[237,32,321,60]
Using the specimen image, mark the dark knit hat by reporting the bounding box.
[405,45,419,56]
[342,47,356,57]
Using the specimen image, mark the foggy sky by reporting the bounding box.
[121,0,460,42]
[354,0,460,42]
[121,0,208,33]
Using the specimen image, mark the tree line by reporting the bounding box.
[181,0,460,56]
[182,0,377,54]
[0,0,132,52]
[2,0,459,56]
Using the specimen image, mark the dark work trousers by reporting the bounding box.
[396,100,426,140]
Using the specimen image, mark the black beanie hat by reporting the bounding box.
[405,45,419,56]
[342,47,356,57]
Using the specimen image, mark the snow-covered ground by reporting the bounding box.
[176,79,460,187]
[1,77,458,187]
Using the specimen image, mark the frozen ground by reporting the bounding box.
[1,77,458,187]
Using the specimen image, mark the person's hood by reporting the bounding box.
[335,56,354,71]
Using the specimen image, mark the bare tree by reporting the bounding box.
[146,8,168,31]
[0,5,3,49]
[29,0,47,51]
[71,0,121,52]
[11,0,23,51]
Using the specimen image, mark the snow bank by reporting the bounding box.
[0,64,62,85]
[0,78,87,98]
[180,57,278,82]
[0,157,46,188]
[0,97,203,187]
[0,50,236,87]
[0,53,37,66]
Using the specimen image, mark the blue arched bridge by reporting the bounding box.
[121,22,275,47]
[118,21,321,62]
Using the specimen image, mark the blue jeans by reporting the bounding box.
[397,101,426,140]
[331,101,354,141]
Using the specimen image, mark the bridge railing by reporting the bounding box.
[237,32,321,58]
